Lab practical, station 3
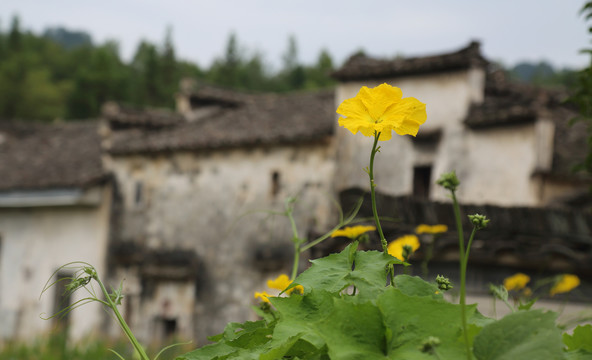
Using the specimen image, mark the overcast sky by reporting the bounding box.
[1,1,590,71]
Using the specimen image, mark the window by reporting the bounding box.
[271,171,281,197]
[134,181,143,205]
[413,165,432,198]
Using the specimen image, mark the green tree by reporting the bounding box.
[208,32,244,88]
[570,1,592,176]
[304,48,336,89]
[280,35,305,90]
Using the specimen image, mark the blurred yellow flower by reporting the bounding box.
[331,225,376,239]
[387,235,420,261]
[267,274,303,295]
[503,273,530,291]
[254,291,271,303]
[336,83,427,141]
[550,274,580,296]
[415,224,448,235]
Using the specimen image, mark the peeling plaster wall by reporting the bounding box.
[109,142,336,343]
[0,186,111,342]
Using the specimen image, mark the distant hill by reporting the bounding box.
[43,27,92,49]
[509,61,578,89]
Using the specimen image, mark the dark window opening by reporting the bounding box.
[271,171,281,197]
[413,166,432,198]
[134,181,143,205]
[160,318,177,339]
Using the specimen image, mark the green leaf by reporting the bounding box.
[394,275,444,300]
[564,325,592,352]
[176,342,238,360]
[315,297,387,360]
[292,243,402,299]
[177,320,272,360]
[565,349,592,360]
[377,287,473,359]
[473,309,564,360]
[270,290,335,350]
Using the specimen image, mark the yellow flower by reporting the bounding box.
[331,225,376,239]
[267,274,303,295]
[550,274,580,296]
[415,224,448,235]
[254,291,271,303]
[503,273,530,291]
[336,83,427,141]
[387,235,420,261]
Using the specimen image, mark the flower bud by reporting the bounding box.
[419,336,441,354]
[436,171,460,192]
[468,214,490,229]
[436,275,453,291]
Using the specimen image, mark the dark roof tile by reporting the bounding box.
[108,89,335,155]
[332,41,488,81]
[0,121,106,191]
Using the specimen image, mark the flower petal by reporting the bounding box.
[358,84,403,120]
[383,97,427,136]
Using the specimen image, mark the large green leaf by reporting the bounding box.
[315,297,388,360]
[564,325,592,352]
[377,287,473,359]
[269,290,336,350]
[473,309,564,360]
[394,275,444,300]
[176,320,273,360]
[292,243,402,299]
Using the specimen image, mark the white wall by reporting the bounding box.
[0,186,111,342]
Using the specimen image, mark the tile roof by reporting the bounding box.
[332,41,488,81]
[102,102,185,129]
[107,88,335,155]
[0,121,107,191]
[464,70,555,128]
[463,70,587,181]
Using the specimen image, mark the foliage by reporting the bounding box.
[0,333,133,360]
[567,1,592,177]
[0,17,337,121]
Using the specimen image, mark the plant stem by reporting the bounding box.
[369,133,388,252]
[291,243,300,281]
[285,198,302,281]
[368,132,395,285]
[450,190,472,360]
[96,276,150,360]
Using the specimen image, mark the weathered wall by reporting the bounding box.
[0,186,111,342]
[108,142,336,343]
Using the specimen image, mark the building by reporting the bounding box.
[332,41,588,207]
[0,41,589,345]
[0,121,112,341]
[100,87,337,342]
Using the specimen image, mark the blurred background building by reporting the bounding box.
[0,39,590,346]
